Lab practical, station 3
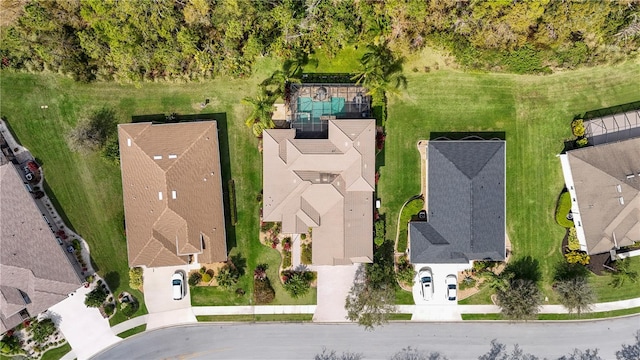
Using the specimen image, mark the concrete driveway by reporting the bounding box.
[48,286,121,360]
[142,266,196,329]
[312,264,359,322]
[411,262,470,321]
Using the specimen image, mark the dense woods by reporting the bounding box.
[1,0,639,82]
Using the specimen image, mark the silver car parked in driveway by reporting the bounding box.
[172,272,185,300]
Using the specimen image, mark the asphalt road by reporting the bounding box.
[93,317,640,360]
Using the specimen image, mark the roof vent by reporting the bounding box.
[616,184,622,193]
[172,190,177,199]
[158,192,163,200]
[168,154,177,159]
[153,155,162,160]
[619,196,625,205]
[127,139,131,147]
[627,174,635,179]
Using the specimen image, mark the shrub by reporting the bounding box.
[103,303,115,316]
[301,243,312,265]
[228,180,237,225]
[300,233,307,240]
[85,287,107,307]
[67,107,118,153]
[282,237,292,251]
[254,264,268,280]
[282,249,292,269]
[565,250,590,265]
[472,260,498,274]
[199,266,207,275]
[567,227,580,251]
[254,277,276,304]
[572,119,586,137]
[282,271,311,298]
[576,137,588,147]
[459,276,477,291]
[188,272,202,286]
[128,267,143,289]
[120,300,139,318]
[396,256,415,286]
[0,334,22,355]
[374,219,385,246]
[30,318,56,345]
[555,192,574,228]
[504,45,546,74]
[216,265,239,290]
[201,273,212,283]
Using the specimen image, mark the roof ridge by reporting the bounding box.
[165,121,217,173]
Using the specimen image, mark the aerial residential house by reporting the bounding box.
[559,109,640,255]
[0,154,81,333]
[262,84,375,266]
[409,139,506,265]
[118,121,227,268]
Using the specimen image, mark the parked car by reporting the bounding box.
[66,245,75,253]
[172,272,185,300]
[445,275,457,301]
[55,237,63,245]
[419,268,433,300]
[34,190,45,199]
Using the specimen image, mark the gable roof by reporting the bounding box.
[0,160,81,332]
[410,140,506,264]
[262,119,375,265]
[563,137,640,254]
[118,121,227,268]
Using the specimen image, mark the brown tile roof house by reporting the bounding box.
[118,121,227,268]
[1,158,81,333]
[262,119,375,265]
[559,136,640,255]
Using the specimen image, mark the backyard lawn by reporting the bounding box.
[378,58,640,302]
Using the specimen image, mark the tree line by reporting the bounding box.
[1,0,638,82]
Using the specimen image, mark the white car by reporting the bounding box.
[419,268,433,300]
[172,272,185,300]
[445,274,457,301]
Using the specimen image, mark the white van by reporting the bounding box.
[172,272,185,300]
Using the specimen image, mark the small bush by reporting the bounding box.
[201,273,212,283]
[396,256,415,286]
[300,233,307,240]
[282,271,312,298]
[282,250,292,269]
[128,267,143,289]
[301,243,312,265]
[188,272,202,286]
[120,300,139,318]
[199,266,207,275]
[571,119,585,137]
[216,265,239,290]
[565,250,590,265]
[567,227,580,251]
[103,303,115,316]
[254,277,276,304]
[282,237,292,251]
[576,137,588,147]
[84,287,107,308]
[374,219,385,246]
[459,276,477,291]
[555,192,574,228]
[254,263,268,280]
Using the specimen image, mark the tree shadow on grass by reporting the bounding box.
[104,271,120,291]
[504,256,541,283]
[553,261,589,282]
[230,253,247,277]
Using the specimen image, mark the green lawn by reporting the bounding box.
[395,287,414,305]
[589,257,640,302]
[116,324,147,339]
[388,313,413,320]
[397,197,424,253]
[462,306,640,320]
[41,343,72,360]
[196,314,313,322]
[379,60,640,302]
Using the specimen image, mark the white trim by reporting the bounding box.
[559,154,588,251]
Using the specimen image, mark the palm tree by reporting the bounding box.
[554,277,595,315]
[351,42,407,99]
[242,88,276,137]
[609,258,639,288]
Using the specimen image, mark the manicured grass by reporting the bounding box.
[462,306,640,320]
[589,257,640,302]
[305,47,366,74]
[397,198,424,253]
[116,324,147,339]
[458,283,495,305]
[196,314,313,322]
[40,342,72,360]
[379,60,640,302]
[388,313,413,320]
[395,287,415,305]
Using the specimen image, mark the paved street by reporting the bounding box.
[93,317,640,360]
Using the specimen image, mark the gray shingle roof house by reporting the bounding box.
[559,135,640,255]
[262,119,375,265]
[409,140,506,264]
[118,121,227,268]
[0,157,81,333]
